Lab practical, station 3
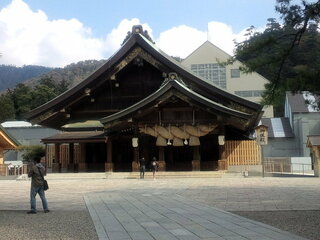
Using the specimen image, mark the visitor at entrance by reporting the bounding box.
[27,156,50,214]
[151,157,159,179]
[139,157,146,179]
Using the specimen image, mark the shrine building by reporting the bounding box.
[26,25,264,173]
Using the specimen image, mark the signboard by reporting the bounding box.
[255,125,268,145]
[132,138,138,147]
[218,135,225,145]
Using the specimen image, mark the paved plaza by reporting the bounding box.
[1,176,320,239]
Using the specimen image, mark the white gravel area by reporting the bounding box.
[232,210,320,240]
[0,210,98,240]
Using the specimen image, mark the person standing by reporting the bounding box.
[150,157,159,180]
[139,157,146,179]
[27,155,49,214]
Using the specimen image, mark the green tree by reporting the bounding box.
[31,84,56,109]
[233,0,320,116]
[8,83,33,120]
[0,93,15,122]
[19,145,45,163]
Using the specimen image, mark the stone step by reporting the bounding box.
[17,171,244,180]
[107,171,229,179]
[17,173,108,180]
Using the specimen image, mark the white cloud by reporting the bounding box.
[0,0,105,67]
[156,25,207,58]
[208,21,240,55]
[0,0,252,67]
[156,22,249,58]
[105,18,153,55]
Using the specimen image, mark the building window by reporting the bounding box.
[190,63,226,89]
[253,90,264,97]
[235,90,264,97]
[230,69,240,78]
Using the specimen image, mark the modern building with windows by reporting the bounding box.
[181,41,274,118]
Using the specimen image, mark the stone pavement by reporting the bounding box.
[1,176,320,239]
[84,187,307,240]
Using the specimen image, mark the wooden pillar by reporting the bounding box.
[0,148,3,164]
[105,139,113,172]
[158,147,166,171]
[52,143,61,172]
[218,145,227,170]
[78,143,87,172]
[44,144,48,169]
[313,146,320,177]
[132,147,139,172]
[67,143,75,172]
[0,148,7,176]
[192,146,200,171]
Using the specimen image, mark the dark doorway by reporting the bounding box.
[85,142,106,172]
[200,134,219,170]
[112,137,133,172]
[165,146,193,171]
[139,135,158,169]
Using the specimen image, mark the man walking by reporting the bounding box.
[27,155,49,214]
[139,157,146,179]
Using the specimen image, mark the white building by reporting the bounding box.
[181,41,274,118]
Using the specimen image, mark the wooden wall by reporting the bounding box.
[225,140,261,166]
[46,144,81,169]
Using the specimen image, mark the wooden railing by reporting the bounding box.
[0,164,28,176]
[225,140,261,166]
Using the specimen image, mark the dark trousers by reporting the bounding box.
[140,166,145,178]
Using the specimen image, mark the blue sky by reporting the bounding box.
[0,0,279,67]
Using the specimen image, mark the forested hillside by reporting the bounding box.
[0,65,53,91]
[26,59,107,88]
[0,59,106,122]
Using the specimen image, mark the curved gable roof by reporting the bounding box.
[27,28,262,125]
[101,79,252,129]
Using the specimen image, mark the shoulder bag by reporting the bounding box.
[37,167,49,191]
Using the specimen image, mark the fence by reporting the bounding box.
[225,140,261,166]
[0,164,28,176]
[263,161,314,176]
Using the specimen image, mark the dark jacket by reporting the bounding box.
[28,163,46,187]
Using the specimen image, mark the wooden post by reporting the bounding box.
[192,146,200,171]
[52,143,61,172]
[105,139,113,172]
[313,146,320,177]
[78,143,87,172]
[67,143,75,172]
[158,146,166,171]
[44,144,48,169]
[132,147,139,172]
[0,148,6,176]
[0,147,4,164]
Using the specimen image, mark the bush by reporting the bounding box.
[19,145,45,163]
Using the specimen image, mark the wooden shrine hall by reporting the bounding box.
[27,25,264,173]
[0,125,20,176]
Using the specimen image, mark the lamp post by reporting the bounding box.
[255,125,269,177]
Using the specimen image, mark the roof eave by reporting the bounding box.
[100,79,252,127]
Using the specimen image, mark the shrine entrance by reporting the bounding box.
[112,137,133,172]
[164,146,193,171]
